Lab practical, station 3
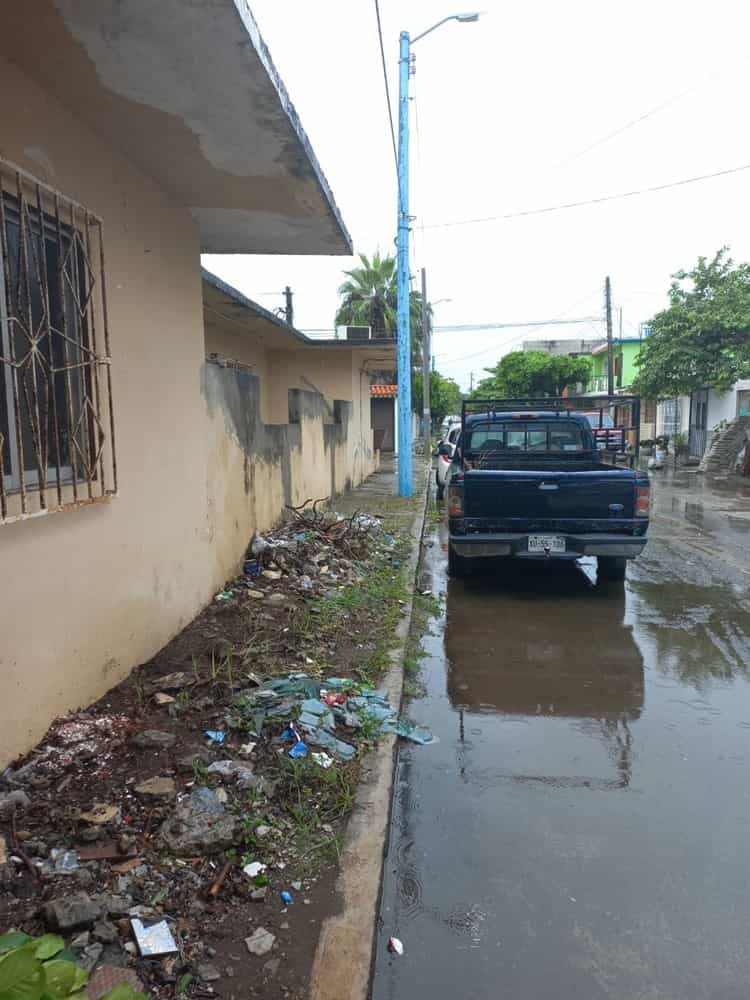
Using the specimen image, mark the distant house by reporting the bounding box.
[586,339,656,439]
[522,338,605,357]
[657,383,750,461]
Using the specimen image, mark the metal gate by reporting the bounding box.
[688,389,709,458]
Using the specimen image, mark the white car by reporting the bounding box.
[435,424,461,499]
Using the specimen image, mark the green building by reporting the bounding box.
[588,338,643,393]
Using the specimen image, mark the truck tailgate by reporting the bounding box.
[463,469,637,520]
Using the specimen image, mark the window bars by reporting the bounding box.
[0,158,116,524]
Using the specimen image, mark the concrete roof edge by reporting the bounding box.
[201,269,395,351]
[231,1,353,254]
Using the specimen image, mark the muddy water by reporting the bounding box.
[373,481,750,1000]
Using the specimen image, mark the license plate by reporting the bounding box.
[527,534,566,553]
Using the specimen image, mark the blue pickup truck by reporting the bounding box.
[446,398,650,582]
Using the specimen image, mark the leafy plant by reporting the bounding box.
[0,932,146,1000]
[411,370,462,426]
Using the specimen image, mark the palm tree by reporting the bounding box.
[335,252,430,364]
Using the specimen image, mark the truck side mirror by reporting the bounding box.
[438,442,453,457]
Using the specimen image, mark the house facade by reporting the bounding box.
[656,383,750,460]
[0,1,392,765]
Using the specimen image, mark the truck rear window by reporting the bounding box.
[465,421,585,453]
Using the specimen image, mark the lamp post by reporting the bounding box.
[396,12,480,496]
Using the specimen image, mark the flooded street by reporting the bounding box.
[373,472,750,1000]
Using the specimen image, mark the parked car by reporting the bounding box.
[580,410,626,451]
[435,424,461,499]
[447,399,650,582]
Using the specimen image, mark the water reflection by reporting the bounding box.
[445,563,644,789]
[628,580,750,689]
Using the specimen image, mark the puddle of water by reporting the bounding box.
[373,515,750,1000]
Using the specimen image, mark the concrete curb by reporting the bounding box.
[308,470,430,1000]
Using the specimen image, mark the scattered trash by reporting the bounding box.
[243,861,267,879]
[289,740,308,758]
[130,917,178,957]
[42,847,80,875]
[311,752,334,769]
[244,559,260,577]
[279,890,293,906]
[215,591,234,602]
[204,730,226,744]
[388,936,404,956]
[239,742,257,756]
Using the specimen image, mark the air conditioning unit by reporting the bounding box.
[336,325,371,341]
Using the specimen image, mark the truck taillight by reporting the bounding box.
[636,485,650,516]
[448,484,464,517]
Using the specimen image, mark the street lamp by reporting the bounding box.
[396,12,480,496]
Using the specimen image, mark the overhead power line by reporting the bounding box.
[433,316,602,332]
[423,162,750,230]
[557,83,703,167]
[374,0,398,176]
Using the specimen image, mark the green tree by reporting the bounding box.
[634,248,750,398]
[412,370,462,426]
[471,350,592,398]
[334,252,429,363]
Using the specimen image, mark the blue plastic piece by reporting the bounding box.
[279,890,294,906]
[204,730,226,744]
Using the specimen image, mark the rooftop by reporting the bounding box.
[5,0,351,255]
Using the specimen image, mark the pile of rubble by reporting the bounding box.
[0,501,428,998]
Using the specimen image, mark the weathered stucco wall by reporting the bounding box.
[0,55,377,768]
[202,323,377,591]
[0,56,214,765]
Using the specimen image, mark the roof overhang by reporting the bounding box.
[3,0,352,255]
[202,270,396,363]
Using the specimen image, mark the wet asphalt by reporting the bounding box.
[372,470,750,1000]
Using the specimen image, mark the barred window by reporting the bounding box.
[0,159,116,524]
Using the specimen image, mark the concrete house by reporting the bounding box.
[0,1,392,765]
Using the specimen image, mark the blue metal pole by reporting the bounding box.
[396,30,413,496]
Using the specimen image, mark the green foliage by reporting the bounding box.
[471,350,592,398]
[0,933,145,1000]
[411,370,462,425]
[334,251,429,361]
[634,248,750,398]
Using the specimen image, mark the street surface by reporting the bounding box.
[373,470,750,1000]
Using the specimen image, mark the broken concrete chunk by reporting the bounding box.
[159,787,239,856]
[80,942,104,973]
[153,693,176,706]
[0,790,31,818]
[254,824,271,839]
[42,892,103,931]
[245,927,275,956]
[92,919,119,944]
[78,803,120,826]
[250,887,267,902]
[176,751,210,774]
[134,776,176,800]
[145,671,194,694]
[206,760,257,789]
[132,730,176,749]
[198,963,221,982]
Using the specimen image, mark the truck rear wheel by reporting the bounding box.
[448,545,469,578]
[598,556,627,582]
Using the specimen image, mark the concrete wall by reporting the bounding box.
[0,55,215,764]
[203,319,377,594]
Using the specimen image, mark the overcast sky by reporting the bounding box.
[204,0,750,391]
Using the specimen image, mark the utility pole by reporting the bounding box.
[395,30,413,496]
[469,371,475,392]
[283,286,293,326]
[605,276,614,395]
[421,267,431,454]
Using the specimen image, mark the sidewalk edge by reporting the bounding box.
[308,466,430,1000]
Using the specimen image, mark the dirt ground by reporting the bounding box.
[0,474,424,1000]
